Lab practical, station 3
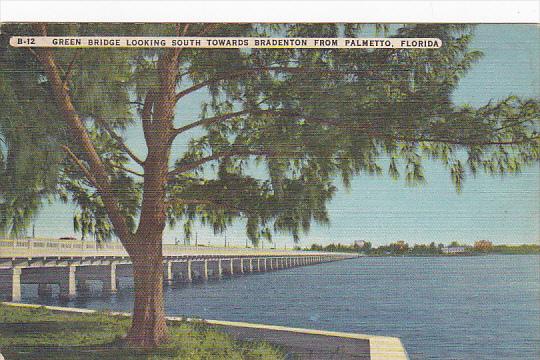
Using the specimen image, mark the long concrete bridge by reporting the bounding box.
[0,238,356,302]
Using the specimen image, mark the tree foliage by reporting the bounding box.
[0,23,538,244]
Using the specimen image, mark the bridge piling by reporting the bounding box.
[164,261,173,284]
[217,258,223,278]
[59,265,76,301]
[202,259,209,281]
[0,267,21,302]
[185,260,192,283]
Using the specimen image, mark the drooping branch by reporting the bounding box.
[166,198,243,212]
[390,133,540,147]
[174,66,358,102]
[169,149,274,177]
[172,106,538,148]
[171,108,339,140]
[61,145,99,189]
[108,163,144,177]
[32,23,133,243]
[172,109,251,137]
[94,117,145,166]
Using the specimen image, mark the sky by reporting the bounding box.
[31,24,540,247]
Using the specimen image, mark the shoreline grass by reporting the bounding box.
[0,304,284,359]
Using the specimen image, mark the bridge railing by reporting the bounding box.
[0,238,125,250]
[0,238,356,258]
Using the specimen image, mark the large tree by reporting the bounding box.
[0,23,538,347]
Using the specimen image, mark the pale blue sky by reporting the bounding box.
[33,24,540,247]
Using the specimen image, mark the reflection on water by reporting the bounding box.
[22,255,540,360]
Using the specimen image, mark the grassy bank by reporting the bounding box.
[0,304,284,359]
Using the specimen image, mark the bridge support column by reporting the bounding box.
[59,265,77,301]
[202,259,209,281]
[102,263,117,294]
[0,267,21,302]
[239,258,244,274]
[185,260,192,283]
[248,258,253,272]
[217,259,223,278]
[164,261,174,283]
[229,258,234,275]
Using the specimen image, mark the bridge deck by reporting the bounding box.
[0,238,352,259]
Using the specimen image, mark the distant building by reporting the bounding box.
[442,246,465,254]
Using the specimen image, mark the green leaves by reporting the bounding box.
[1,23,538,245]
[0,31,64,236]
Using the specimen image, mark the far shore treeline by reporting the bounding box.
[302,241,540,256]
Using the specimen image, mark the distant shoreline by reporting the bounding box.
[363,252,540,257]
[304,243,540,256]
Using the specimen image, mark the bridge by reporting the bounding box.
[0,238,356,302]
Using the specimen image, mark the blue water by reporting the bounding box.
[22,255,540,360]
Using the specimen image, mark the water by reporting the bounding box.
[21,255,540,360]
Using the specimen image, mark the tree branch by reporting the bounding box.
[174,66,355,102]
[94,117,145,166]
[171,108,339,140]
[61,145,99,189]
[109,163,144,177]
[172,104,538,148]
[172,109,251,137]
[393,134,540,146]
[140,90,155,144]
[166,198,244,212]
[32,23,133,243]
[169,149,274,177]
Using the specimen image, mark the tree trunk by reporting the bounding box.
[126,236,168,348]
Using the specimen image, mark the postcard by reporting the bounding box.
[0,5,538,360]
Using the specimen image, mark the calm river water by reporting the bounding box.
[22,255,540,360]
